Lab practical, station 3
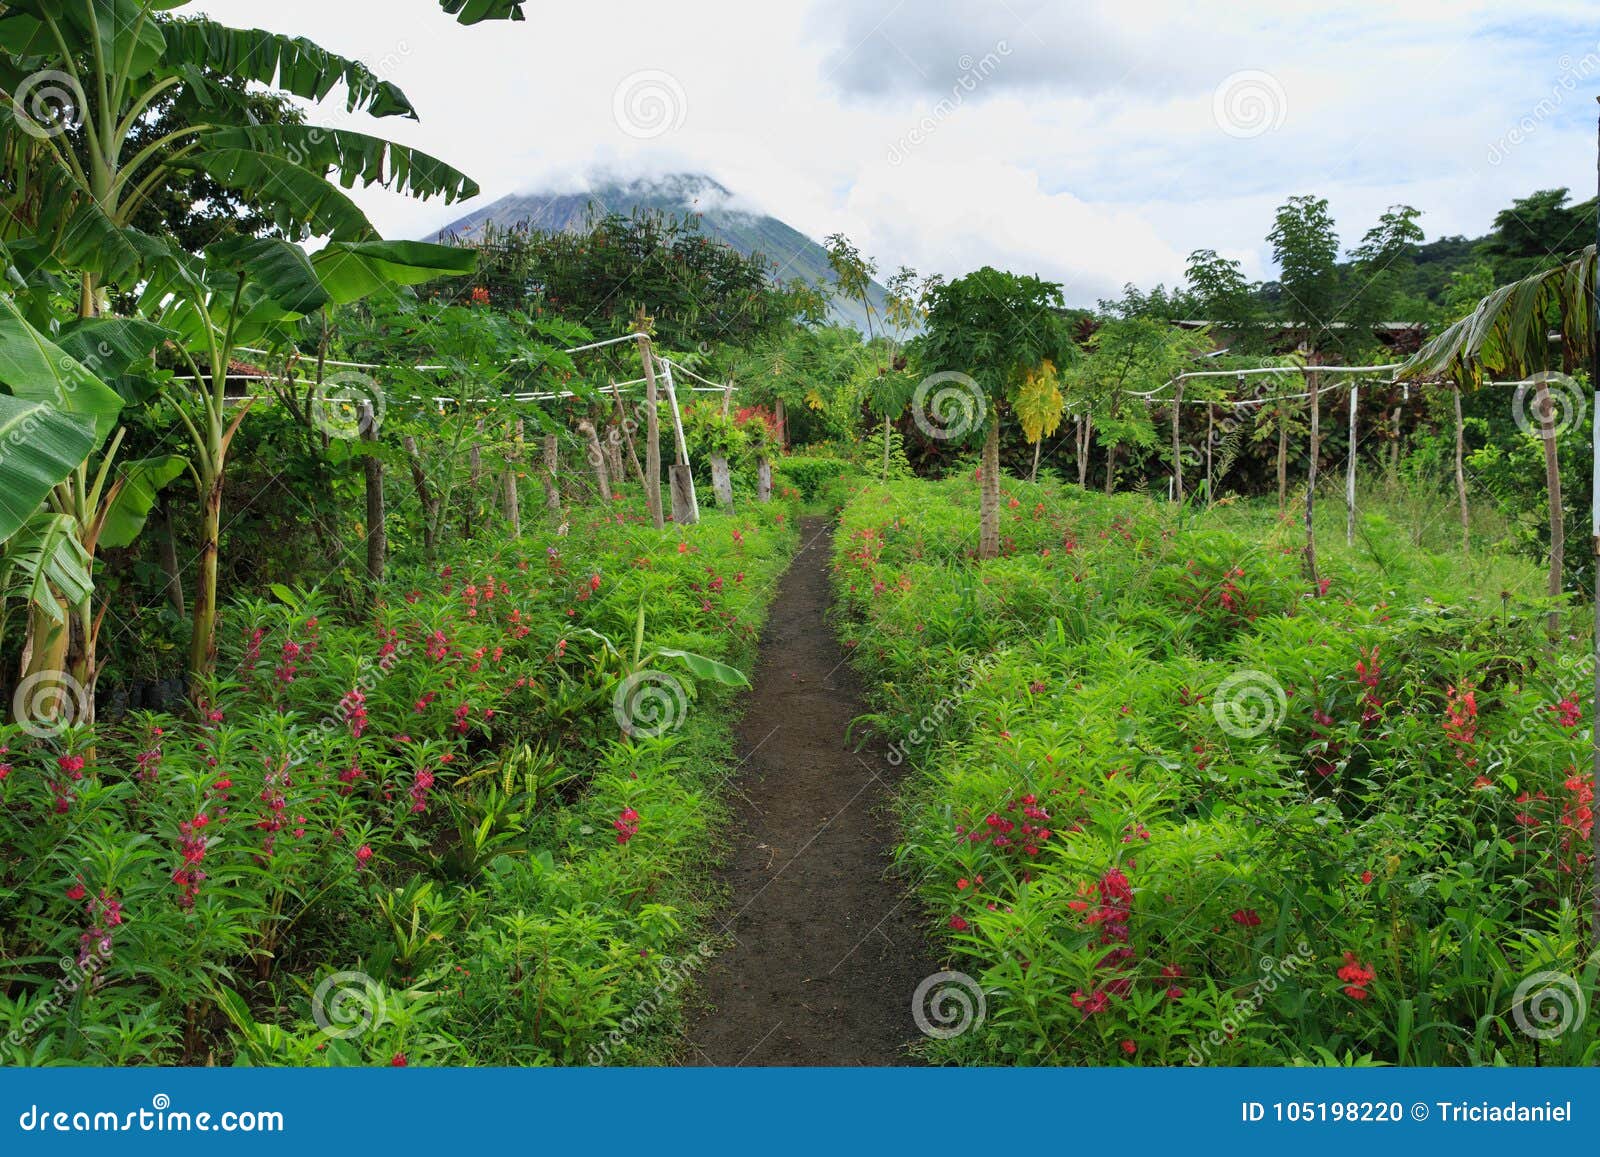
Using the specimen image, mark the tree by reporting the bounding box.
[1184,249,1260,345]
[1268,195,1342,580]
[917,268,1070,559]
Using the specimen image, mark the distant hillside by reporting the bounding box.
[430,173,891,334]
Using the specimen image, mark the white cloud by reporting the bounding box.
[190,0,1600,308]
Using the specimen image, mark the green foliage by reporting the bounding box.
[835,475,1595,1066]
[0,495,799,1065]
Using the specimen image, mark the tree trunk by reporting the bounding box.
[578,419,613,501]
[1304,370,1321,583]
[775,397,788,449]
[543,434,561,513]
[610,384,647,488]
[756,456,772,503]
[979,418,1000,559]
[1453,384,1470,554]
[710,454,734,511]
[187,475,223,698]
[1030,438,1041,483]
[361,400,385,592]
[1536,380,1565,640]
[882,414,891,481]
[604,427,624,486]
[1389,403,1403,486]
[1077,416,1091,487]
[1171,383,1184,502]
[636,323,664,530]
[157,502,184,617]
[1103,442,1117,494]
[403,434,440,562]
[1204,403,1215,504]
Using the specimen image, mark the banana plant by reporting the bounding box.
[578,599,749,740]
[0,2,517,313]
[136,233,474,692]
[0,291,180,724]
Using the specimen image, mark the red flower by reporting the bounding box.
[355,844,374,870]
[66,882,86,901]
[614,807,640,845]
[1120,1039,1137,1056]
[1230,908,1262,927]
[949,914,969,932]
[1360,870,1374,885]
[391,1052,409,1066]
[1336,951,1375,1000]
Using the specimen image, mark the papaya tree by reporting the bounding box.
[917,268,1070,559]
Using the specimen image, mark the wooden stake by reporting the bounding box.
[659,358,699,522]
[1346,384,1358,546]
[578,418,612,501]
[503,418,522,537]
[543,433,561,513]
[1171,382,1184,502]
[635,311,664,530]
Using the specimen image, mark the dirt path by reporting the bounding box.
[685,517,933,1066]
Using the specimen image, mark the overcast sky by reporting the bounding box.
[196,0,1600,306]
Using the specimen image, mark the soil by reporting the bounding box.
[684,517,935,1066]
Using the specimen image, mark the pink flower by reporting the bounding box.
[355,844,374,870]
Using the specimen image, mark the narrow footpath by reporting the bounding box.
[685,517,934,1065]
